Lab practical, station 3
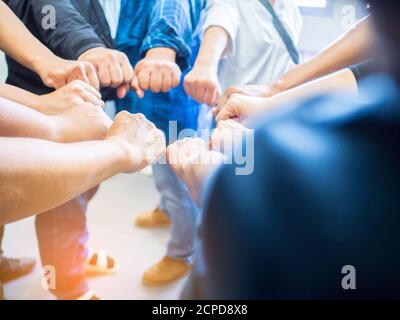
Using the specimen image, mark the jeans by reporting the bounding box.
[153,164,200,262]
[35,187,98,300]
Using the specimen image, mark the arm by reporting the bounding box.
[132,0,206,96]
[184,0,239,105]
[0,82,103,115]
[0,111,165,225]
[215,68,358,121]
[0,97,110,143]
[184,27,230,105]
[219,16,373,102]
[0,1,99,89]
[276,16,372,91]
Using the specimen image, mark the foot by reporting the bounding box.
[76,290,102,300]
[0,256,36,283]
[84,249,119,276]
[135,207,170,228]
[142,256,191,286]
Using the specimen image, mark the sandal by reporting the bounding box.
[84,249,119,276]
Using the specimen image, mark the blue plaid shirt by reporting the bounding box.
[115,0,206,140]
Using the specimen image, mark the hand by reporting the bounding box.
[51,103,112,143]
[184,63,221,106]
[210,120,253,155]
[131,48,181,98]
[214,93,270,121]
[217,83,283,111]
[37,57,99,90]
[167,138,225,205]
[36,80,104,115]
[79,47,134,98]
[106,111,166,173]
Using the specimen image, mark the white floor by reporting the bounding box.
[2,172,187,300]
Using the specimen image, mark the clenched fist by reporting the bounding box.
[167,138,225,205]
[52,103,112,143]
[211,119,253,155]
[131,48,181,98]
[106,111,166,173]
[184,63,221,106]
[79,47,134,98]
[37,80,104,115]
[38,57,99,90]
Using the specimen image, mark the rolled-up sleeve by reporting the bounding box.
[140,0,205,70]
[203,0,239,59]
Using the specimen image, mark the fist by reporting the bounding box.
[39,80,104,115]
[184,64,221,106]
[52,103,112,143]
[167,138,225,204]
[211,119,253,155]
[132,57,181,98]
[106,111,166,173]
[40,58,99,90]
[79,48,134,98]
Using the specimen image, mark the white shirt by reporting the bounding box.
[97,0,121,40]
[205,0,303,91]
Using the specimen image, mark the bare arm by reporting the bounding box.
[0,138,126,224]
[0,1,99,89]
[215,68,358,121]
[276,17,372,91]
[184,26,230,105]
[0,112,166,225]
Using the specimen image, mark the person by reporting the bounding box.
[0,107,165,226]
[4,0,135,299]
[0,0,104,290]
[214,60,378,121]
[215,15,372,116]
[115,0,206,286]
[184,0,303,106]
[167,0,400,299]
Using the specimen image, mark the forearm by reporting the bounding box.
[277,17,372,91]
[264,68,358,110]
[194,26,230,70]
[0,1,55,73]
[0,138,127,224]
[0,97,58,141]
[0,84,42,112]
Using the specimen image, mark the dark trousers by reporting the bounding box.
[35,187,98,300]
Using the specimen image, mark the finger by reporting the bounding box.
[196,82,207,104]
[85,63,100,90]
[98,65,111,87]
[215,106,234,122]
[117,84,129,99]
[109,63,124,88]
[77,80,102,99]
[119,56,134,84]
[75,62,90,85]
[137,70,150,91]
[172,69,181,88]
[150,71,163,93]
[203,84,217,106]
[131,75,144,98]
[183,77,194,99]
[78,89,103,107]
[218,86,242,110]
[161,71,172,93]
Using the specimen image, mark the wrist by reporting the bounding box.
[145,47,176,62]
[103,139,135,173]
[193,58,218,72]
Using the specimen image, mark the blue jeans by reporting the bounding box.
[153,164,200,262]
[35,187,98,300]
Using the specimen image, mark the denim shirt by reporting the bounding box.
[115,0,206,140]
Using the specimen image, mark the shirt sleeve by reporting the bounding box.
[140,0,205,70]
[203,0,239,59]
[349,60,380,83]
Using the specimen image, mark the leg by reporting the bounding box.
[35,186,98,300]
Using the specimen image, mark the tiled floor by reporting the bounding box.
[2,173,187,300]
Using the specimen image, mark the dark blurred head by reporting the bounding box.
[367,1,400,76]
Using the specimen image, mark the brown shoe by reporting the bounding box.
[135,207,170,228]
[142,256,191,286]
